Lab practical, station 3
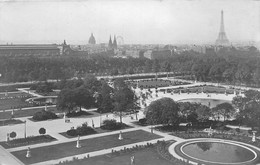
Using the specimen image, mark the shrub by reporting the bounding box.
[32,110,58,121]
[66,129,77,136]
[66,122,96,137]
[10,131,17,138]
[101,119,127,130]
[66,111,91,117]
[139,118,147,125]
[76,125,96,136]
[39,128,46,135]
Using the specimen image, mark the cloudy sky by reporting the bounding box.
[0,0,259,44]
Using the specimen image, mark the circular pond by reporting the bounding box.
[180,140,257,164]
[178,98,231,108]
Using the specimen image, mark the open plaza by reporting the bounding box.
[0,75,260,165]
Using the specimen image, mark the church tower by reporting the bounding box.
[108,35,113,49]
[113,35,117,49]
[216,10,230,46]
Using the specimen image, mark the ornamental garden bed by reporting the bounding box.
[0,135,57,149]
[66,111,93,118]
[0,119,24,126]
[0,106,58,120]
[59,120,133,139]
[12,130,163,165]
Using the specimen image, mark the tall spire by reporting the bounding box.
[216,10,229,46]
[113,35,117,49]
[108,35,113,49]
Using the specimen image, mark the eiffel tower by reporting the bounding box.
[216,10,230,46]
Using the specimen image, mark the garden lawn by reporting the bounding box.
[0,98,33,110]
[12,130,162,164]
[0,119,24,126]
[0,135,57,149]
[0,107,59,120]
[0,92,32,98]
[58,146,172,165]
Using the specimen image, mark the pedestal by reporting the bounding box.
[76,136,81,148]
[252,131,257,142]
[131,156,135,165]
[26,147,31,158]
[118,131,123,140]
[6,133,10,142]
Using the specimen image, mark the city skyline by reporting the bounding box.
[0,0,259,45]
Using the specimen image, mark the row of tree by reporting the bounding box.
[145,98,236,126]
[145,90,260,129]
[0,46,259,86]
[56,76,138,123]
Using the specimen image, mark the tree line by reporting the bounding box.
[0,46,259,86]
[56,75,138,123]
[145,89,260,129]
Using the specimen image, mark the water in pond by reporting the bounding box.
[182,141,255,163]
[178,98,231,108]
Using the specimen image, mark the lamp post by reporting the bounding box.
[24,120,27,138]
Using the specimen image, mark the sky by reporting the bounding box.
[0,0,259,45]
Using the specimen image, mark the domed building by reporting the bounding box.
[88,33,96,45]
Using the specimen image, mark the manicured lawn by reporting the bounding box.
[0,98,34,110]
[0,92,32,98]
[0,107,59,120]
[58,146,173,165]
[12,130,162,164]
[0,135,57,149]
[0,119,24,126]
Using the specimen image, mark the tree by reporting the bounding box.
[196,105,211,122]
[211,103,236,122]
[74,86,94,111]
[39,128,46,135]
[233,90,260,128]
[179,102,200,123]
[253,65,260,87]
[112,78,136,123]
[145,97,180,126]
[57,88,76,113]
[152,59,160,77]
[98,82,114,113]
[162,61,171,77]
[83,74,101,94]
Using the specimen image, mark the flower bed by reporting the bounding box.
[1,135,56,149]
[101,119,129,130]
[0,119,24,126]
[171,131,260,147]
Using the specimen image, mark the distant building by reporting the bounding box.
[0,44,60,56]
[113,35,117,49]
[205,46,216,55]
[151,50,172,59]
[88,33,96,45]
[108,35,117,50]
[144,50,152,59]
